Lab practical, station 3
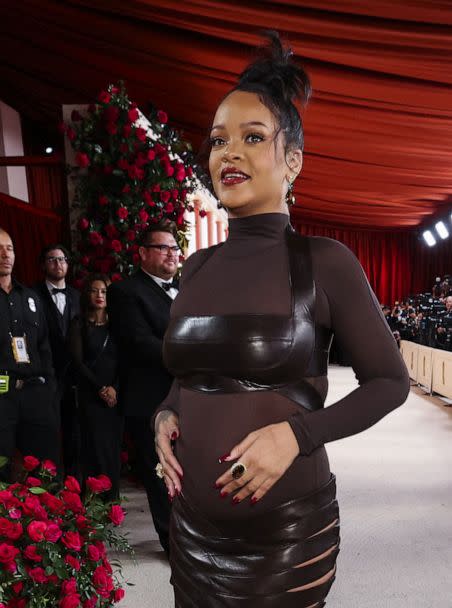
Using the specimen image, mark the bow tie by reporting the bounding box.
[161,281,175,292]
[52,287,67,295]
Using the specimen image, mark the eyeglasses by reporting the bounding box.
[142,245,181,255]
[46,256,68,264]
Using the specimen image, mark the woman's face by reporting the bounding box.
[208,90,302,217]
[89,280,108,310]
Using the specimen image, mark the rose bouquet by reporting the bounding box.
[0,456,131,607]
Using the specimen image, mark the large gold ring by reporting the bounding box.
[231,461,247,480]
[155,463,164,479]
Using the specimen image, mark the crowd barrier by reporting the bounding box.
[400,340,452,398]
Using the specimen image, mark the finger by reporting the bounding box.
[219,432,258,464]
[157,433,184,478]
[155,447,182,492]
[249,476,278,504]
[228,474,267,504]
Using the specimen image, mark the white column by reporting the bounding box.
[0,101,29,202]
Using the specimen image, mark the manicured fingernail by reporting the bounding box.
[171,431,178,440]
[175,488,181,496]
[250,497,258,505]
[218,453,231,463]
[214,482,222,489]
[232,496,241,505]
[219,491,228,499]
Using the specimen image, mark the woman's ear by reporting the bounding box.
[285,148,303,179]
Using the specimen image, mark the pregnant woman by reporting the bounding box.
[154,32,409,607]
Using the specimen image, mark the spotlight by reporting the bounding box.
[45,146,53,154]
[422,230,436,247]
[435,221,449,239]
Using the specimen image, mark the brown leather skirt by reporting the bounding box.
[169,474,340,607]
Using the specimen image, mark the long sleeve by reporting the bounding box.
[288,237,410,456]
[68,318,104,391]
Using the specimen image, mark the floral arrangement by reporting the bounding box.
[0,456,131,607]
[59,82,201,285]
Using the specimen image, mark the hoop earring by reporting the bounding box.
[286,180,296,207]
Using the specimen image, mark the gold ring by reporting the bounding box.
[155,463,164,479]
[231,461,247,480]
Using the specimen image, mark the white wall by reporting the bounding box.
[0,101,29,202]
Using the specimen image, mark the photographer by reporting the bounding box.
[435,295,452,351]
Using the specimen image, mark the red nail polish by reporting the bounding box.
[250,497,258,505]
[175,488,181,496]
[171,431,178,440]
[232,496,240,505]
[219,491,228,498]
[214,482,222,489]
[218,453,230,463]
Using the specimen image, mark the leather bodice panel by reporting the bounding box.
[164,227,332,388]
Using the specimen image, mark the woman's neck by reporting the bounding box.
[88,309,107,325]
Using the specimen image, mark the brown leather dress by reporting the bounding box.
[158,213,409,607]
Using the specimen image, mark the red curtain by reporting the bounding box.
[0,193,63,285]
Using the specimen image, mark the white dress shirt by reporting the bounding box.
[142,270,179,300]
[46,280,67,315]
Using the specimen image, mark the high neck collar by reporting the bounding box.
[227,213,290,242]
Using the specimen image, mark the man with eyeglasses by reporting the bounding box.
[108,221,180,555]
[0,228,59,480]
[33,244,80,476]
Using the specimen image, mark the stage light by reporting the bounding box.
[435,221,449,239]
[45,146,53,154]
[423,230,436,247]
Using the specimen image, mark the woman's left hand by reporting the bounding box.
[214,422,300,505]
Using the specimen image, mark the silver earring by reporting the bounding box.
[286,179,296,207]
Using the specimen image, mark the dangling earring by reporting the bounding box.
[286,178,296,207]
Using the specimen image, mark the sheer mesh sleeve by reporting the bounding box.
[288,237,410,456]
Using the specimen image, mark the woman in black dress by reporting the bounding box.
[69,273,123,500]
[154,33,410,607]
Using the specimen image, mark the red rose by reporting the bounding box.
[23,455,40,471]
[161,190,171,203]
[135,127,147,142]
[83,598,97,608]
[75,152,90,168]
[12,581,23,594]
[71,110,82,122]
[62,578,78,595]
[75,515,89,530]
[86,475,112,494]
[176,168,186,182]
[78,217,89,231]
[98,91,111,104]
[152,183,161,192]
[62,531,82,552]
[98,195,109,206]
[125,230,135,242]
[93,565,114,597]
[65,555,81,572]
[109,239,122,253]
[40,493,64,515]
[117,207,129,220]
[24,544,42,562]
[87,544,101,561]
[114,588,125,602]
[165,202,174,214]
[61,490,84,514]
[66,127,76,142]
[109,505,125,526]
[28,566,47,583]
[106,122,118,135]
[111,273,122,283]
[42,460,57,476]
[27,521,47,542]
[147,149,156,161]
[26,477,42,487]
[199,209,207,218]
[60,594,81,608]
[80,256,90,267]
[128,108,139,123]
[157,110,168,124]
[45,523,63,543]
[103,105,119,123]
[132,253,140,265]
[89,231,103,246]
[123,124,132,138]
[164,163,174,177]
[65,476,81,494]
[4,521,22,541]
[128,165,144,180]
[105,224,119,239]
[138,209,149,223]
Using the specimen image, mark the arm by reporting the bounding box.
[68,318,104,391]
[36,295,55,384]
[288,238,410,456]
[108,284,164,364]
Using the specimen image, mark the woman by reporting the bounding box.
[68,273,123,500]
[154,32,409,607]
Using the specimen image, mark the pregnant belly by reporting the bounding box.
[174,387,331,521]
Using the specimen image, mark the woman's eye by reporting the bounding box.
[209,136,226,147]
[246,133,264,144]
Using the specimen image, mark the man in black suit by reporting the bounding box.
[108,222,180,554]
[33,244,80,475]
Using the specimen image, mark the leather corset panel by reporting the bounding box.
[163,226,333,389]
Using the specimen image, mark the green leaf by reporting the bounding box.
[0,456,9,469]
[29,487,47,495]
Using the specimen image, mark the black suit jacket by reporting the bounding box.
[32,282,80,382]
[107,269,174,418]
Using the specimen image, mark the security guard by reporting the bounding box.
[0,228,59,480]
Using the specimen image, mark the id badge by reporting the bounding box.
[0,375,9,394]
[11,335,30,364]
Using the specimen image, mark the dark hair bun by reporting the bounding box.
[237,30,311,107]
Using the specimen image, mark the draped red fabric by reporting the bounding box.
[0,193,62,285]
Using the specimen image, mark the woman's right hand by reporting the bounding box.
[154,409,183,499]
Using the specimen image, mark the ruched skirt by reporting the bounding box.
[169,474,340,607]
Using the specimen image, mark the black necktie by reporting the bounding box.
[52,287,67,295]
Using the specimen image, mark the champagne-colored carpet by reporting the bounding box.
[117,365,451,607]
